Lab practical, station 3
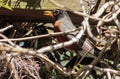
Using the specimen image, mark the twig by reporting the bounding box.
[96,3,120,34]
[93,66,120,75]
[0,28,83,56]
[106,7,120,22]
[0,33,15,46]
[75,38,115,78]
[48,0,112,22]
[84,38,117,78]
[36,27,84,54]
[113,4,120,31]
[48,0,120,22]
[0,28,80,42]
[93,1,116,18]
[107,71,112,79]
[0,25,14,33]
[80,0,106,43]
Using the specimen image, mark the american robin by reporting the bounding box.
[44,9,100,57]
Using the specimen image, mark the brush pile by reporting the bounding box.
[0,0,120,79]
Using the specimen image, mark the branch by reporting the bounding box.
[0,28,84,55]
[48,0,119,22]
[93,1,117,18]
[0,25,14,33]
[0,28,81,42]
[0,33,15,46]
[0,43,76,76]
[76,38,116,77]
[80,0,106,43]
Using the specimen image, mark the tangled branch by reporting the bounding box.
[0,0,120,79]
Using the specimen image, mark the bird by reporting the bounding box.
[44,9,101,69]
[44,9,100,56]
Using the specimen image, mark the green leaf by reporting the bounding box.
[2,4,13,10]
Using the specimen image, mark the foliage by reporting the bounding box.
[0,0,12,10]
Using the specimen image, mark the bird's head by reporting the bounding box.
[52,9,63,19]
[44,9,65,20]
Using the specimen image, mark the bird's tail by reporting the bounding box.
[78,35,100,57]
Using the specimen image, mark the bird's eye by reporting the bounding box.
[55,10,60,14]
[53,9,60,15]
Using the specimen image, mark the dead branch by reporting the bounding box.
[0,28,81,42]
[0,0,120,79]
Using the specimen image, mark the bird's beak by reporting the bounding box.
[44,11,53,17]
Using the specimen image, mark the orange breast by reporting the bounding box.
[54,21,80,51]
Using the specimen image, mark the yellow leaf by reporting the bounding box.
[2,4,13,11]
